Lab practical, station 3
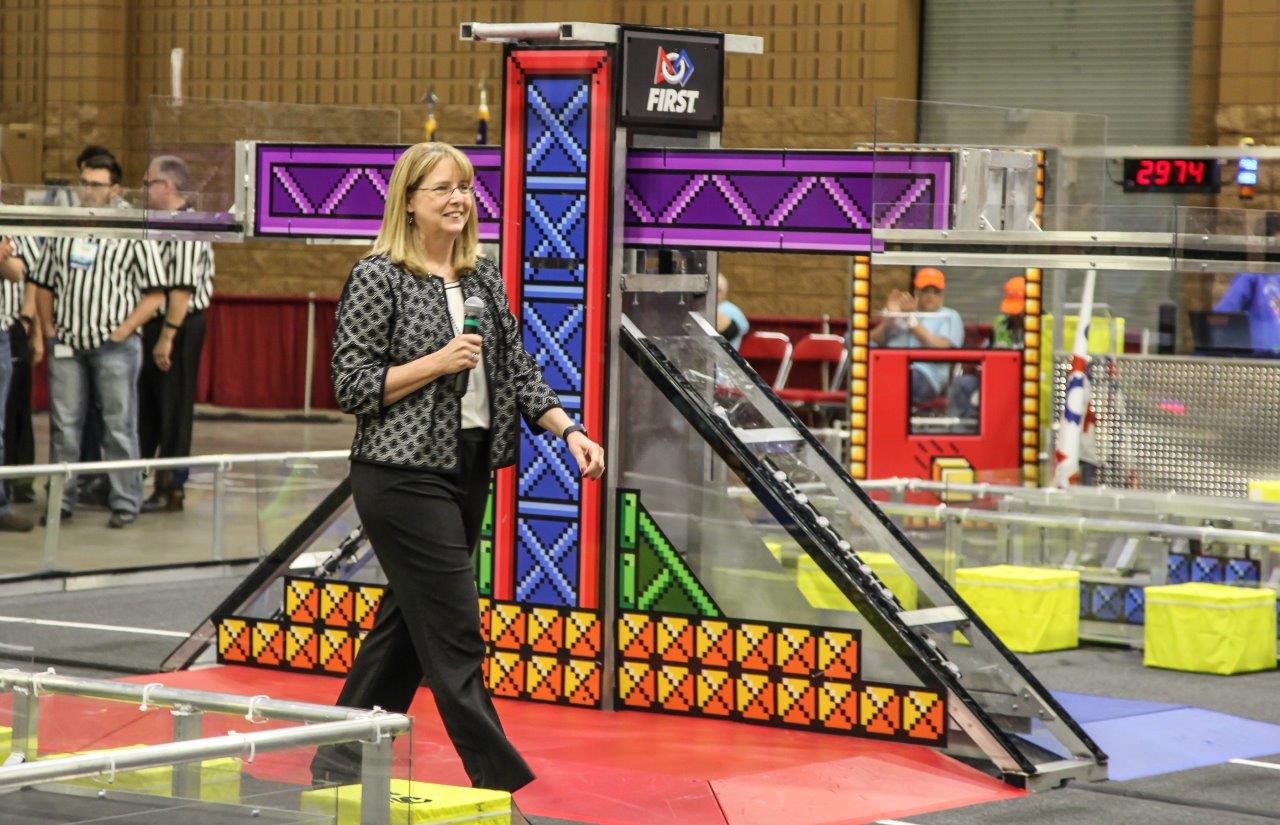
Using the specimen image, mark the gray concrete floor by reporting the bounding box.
[0,407,355,575]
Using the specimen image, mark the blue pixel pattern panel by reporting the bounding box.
[514,75,592,606]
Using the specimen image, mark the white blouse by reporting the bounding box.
[444,281,491,430]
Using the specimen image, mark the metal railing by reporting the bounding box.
[728,480,1280,551]
[0,450,350,573]
[859,477,1280,527]
[0,668,411,823]
[873,500,1280,551]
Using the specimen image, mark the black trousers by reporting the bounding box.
[139,312,206,490]
[4,324,35,496]
[314,430,534,792]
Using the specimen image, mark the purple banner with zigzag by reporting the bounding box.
[254,143,503,241]
[251,144,950,253]
[623,149,949,253]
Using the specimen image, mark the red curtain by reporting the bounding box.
[196,295,339,409]
[31,294,340,411]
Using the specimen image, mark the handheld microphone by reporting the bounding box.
[453,295,486,394]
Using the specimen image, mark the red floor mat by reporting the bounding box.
[27,666,1021,824]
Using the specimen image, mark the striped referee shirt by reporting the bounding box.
[31,236,166,350]
[159,237,215,314]
[0,235,42,331]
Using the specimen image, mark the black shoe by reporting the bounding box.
[141,489,184,513]
[107,510,137,529]
[39,508,73,527]
[310,744,361,787]
[0,512,34,532]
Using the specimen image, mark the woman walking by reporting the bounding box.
[313,142,605,796]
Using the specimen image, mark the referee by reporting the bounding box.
[139,155,214,513]
[0,234,40,532]
[32,151,166,528]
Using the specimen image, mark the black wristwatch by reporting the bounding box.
[561,423,588,442]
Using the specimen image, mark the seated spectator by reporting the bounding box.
[949,275,1026,420]
[1211,213,1280,354]
[870,267,963,404]
[1212,272,1280,354]
[993,276,1026,348]
[716,273,749,349]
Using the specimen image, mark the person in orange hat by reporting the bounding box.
[994,275,1027,348]
[871,266,964,404]
[949,275,1029,420]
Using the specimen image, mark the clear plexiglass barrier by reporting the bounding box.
[0,97,402,243]
[0,670,419,824]
[872,97,1110,226]
[620,308,1106,787]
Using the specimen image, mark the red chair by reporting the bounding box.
[739,331,793,389]
[776,333,848,406]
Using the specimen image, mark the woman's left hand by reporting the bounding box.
[566,432,605,480]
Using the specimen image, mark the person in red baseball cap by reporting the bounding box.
[870,266,964,405]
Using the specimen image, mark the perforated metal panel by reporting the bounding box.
[1052,355,1280,497]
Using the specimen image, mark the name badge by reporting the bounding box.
[52,343,74,359]
[69,238,99,271]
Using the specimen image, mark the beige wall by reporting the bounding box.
[1196,0,1280,211]
[2,0,908,313]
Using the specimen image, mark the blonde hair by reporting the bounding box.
[368,142,478,276]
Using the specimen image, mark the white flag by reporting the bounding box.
[1054,269,1098,488]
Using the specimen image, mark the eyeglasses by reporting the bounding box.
[414,183,473,198]
[78,179,112,190]
[142,178,168,188]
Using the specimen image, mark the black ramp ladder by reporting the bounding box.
[619,310,1107,790]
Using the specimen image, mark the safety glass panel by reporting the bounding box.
[624,309,1105,778]
[907,359,980,435]
[1176,206,1280,275]
[142,96,402,241]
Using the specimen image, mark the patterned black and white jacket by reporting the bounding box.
[331,253,561,471]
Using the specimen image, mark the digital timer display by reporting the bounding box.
[1122,158,1221,193]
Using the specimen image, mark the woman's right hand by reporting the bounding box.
[432,333,484,375]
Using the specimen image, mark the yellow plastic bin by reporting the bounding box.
[955,565,1079,653]
[856,551,919,610]
[792,551,919,611]
[302,778,511,825]
[1247,480,1280,502]
[1143,583,1277,675]
[42,745,241,802]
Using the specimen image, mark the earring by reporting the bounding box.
[407,213,415,225]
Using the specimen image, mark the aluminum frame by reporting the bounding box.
[0,669,410,823]
[460,21,764,54]
[0,204,243,243]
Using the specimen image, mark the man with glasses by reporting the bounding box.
[69,144,122,505]
[31,150,166,528]
[138,155,215,512]
[870,267,964,405]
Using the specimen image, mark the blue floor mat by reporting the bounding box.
[1049,690,1185,724]
[1028,704,1280,781]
